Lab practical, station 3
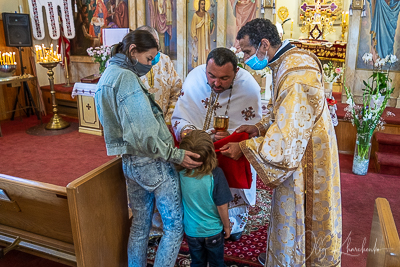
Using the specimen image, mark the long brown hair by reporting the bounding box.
[176,130,218,178]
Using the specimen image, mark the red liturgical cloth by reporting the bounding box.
[214,132,252,189]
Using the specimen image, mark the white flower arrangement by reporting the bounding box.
[87,45,111,74]
[323,61,344,83]
[344,53,397,163]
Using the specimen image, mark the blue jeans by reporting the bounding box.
[186,232,225,267]
[123,155,184,267]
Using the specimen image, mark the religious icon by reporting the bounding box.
[226,0,261,49]
[71,0,129,56]
[188,0,217,71]
[146,0,176,59]
[356,0,400,71]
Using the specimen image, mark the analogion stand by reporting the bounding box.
[72,83,103,136]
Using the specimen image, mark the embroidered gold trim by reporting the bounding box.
[269,48,324,103]
[239,141,277,189]
[304,138,314,266]
[255,122,267,137]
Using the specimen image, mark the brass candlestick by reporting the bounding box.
[39,62,70,130]
[63,56,72,87]
[341,21,348,41]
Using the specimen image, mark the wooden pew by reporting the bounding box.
[0,157,130,266]
[367,198,400,267]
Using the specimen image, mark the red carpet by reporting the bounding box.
[0,115,112,186]
[1,116,400,267]
[339,154,400,267]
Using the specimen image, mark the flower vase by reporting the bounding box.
[99,61,106,75]
[352,132,373,175]
[324,82,333,98]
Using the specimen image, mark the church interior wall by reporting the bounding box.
[1,0,400,115]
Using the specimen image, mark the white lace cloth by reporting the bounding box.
[71,83,97,98]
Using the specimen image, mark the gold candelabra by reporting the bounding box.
[36,44,70,130]
[341,11,349,41]
[300,0,337,40]
[40,62,70,130]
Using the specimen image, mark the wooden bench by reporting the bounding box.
[0,157,130,266]
[367,198,400,266]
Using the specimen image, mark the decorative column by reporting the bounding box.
[176,0,187,79]
[263,0,274,21]
[343,0,362,103]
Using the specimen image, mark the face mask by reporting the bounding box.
[245,43,268,70]
[151,52,160,66]
[134,61,153,77]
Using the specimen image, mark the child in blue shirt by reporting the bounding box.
[176,130,233,267]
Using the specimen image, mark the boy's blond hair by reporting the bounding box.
[176,130,218,178]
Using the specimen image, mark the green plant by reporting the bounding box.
[344,53,397,162]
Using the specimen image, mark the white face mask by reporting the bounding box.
[245,43,269,70]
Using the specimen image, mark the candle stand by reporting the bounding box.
[39,62,70,130]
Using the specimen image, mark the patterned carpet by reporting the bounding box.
[147,178,273,267]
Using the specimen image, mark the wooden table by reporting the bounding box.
[0,76,40,137]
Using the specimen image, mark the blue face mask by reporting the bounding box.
[151,52,161,66]
[245,43,268,70]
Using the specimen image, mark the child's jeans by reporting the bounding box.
[186,231,225,267]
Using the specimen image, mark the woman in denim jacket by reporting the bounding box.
[95,30,202,267]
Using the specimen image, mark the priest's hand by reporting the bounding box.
[211,129,230,141]
[180,151,202,169]
[220,142,243,160]
[235,125,259,138]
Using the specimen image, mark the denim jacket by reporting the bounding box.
[95,64,185,164]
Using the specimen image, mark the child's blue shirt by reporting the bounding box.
[179,167,233,237]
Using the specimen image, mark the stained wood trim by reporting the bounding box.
[0,174,66,195]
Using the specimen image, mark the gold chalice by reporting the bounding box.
[213,115,229,132]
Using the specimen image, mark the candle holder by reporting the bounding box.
[341,20,348,41]
[39,62,70,130]
[63,57,72,87]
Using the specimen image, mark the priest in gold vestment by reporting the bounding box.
[221,18,342,266]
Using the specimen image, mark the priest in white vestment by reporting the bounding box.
[172,47,262,240]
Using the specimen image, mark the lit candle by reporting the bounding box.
[64,56,69,78]
[12,52,15,64]
[291,19,294,31]
[38,47,42,61]
[345,12,349,24]
[342,11,344,23]
[50,44,53,54]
